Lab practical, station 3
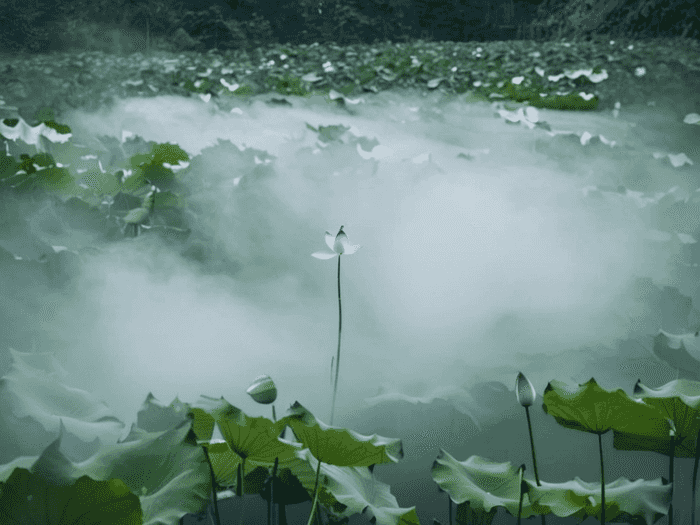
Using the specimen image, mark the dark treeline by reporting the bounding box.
[2,0,698,54]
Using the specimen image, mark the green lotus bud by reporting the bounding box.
[247,375,277,404]
[515,372,536,407]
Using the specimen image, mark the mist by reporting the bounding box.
[30,89,678,433]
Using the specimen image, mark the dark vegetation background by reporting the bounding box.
[2,0,698,56]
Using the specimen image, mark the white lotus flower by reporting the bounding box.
[516,372,536,407]
[311,225,360,259]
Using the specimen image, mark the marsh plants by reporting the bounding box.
[0,231,700,525]
[0,225,698,525]
[178,370,700,525]
[3,345,700,525]
[2,235,700,525]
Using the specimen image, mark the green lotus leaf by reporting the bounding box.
[525,476,671,525]
[431,450,542,519]
[613,379,700,458]
[276,401,403,466]
[542,377,666,436]
[0,468,142,524]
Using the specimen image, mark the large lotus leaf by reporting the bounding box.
[362,506,421,525]
[0,349,125,461]
[542,377,666,435]
[276,401,403,466]
[431,450,542,519]
[188,396,300,463]
[293,448,417,525]
[202,421,410,524]
[26,417,210,525]
[135,393,191,433]
[138,162,176,186]
[203,441,310,504]
[0,456,37,482]
[613,379,700,458]
[31,165,77,193]
[150,142,189,165]
[203,436,302,491]
[525,476,671,525]
[126,393,296,503]
[180,395,219,442]
[308,447,418,525]
[0,468,142,524]
[0,116,71,147]
[130,153,154,169]
[133,394,301,493]
[455,501,497,525]
[362,386,484,433]
[39,137,93,170]
[652,331,700,380]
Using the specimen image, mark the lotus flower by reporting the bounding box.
[516,371,536,407]
[515,371,545,522]
[311,225,360,425]
[247,374,277,423]
[247,375,277,405]
[311,226,361,259]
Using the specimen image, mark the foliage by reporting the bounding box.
[0,0,56,53]
[2,0,698,55]
[533,0,699,40]
[4,349,700,524]
[0,23,699,525]
[596,0,700,39]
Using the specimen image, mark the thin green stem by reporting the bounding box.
[668,434,675,525]
[691,429,700,525]
[599,433,605,525]
[517,465,525,525]
[330,255,342,425]
[201,446,221,525]
[269,456,279,525]
[237,459,246,525]
[448,495,452,525]
[524,406,546,525]
[305,457,324,525]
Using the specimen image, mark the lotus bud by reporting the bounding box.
[247,375,277,404]
[515,372,536,407]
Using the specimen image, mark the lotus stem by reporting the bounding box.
[516,372,546,525]
[692,429,700,525]
[524,406,546,525]
[201,446,221,525]
[237,459,247,525]
[330,255,342,425]
[305,457,324,525]
[268,456,279,525]
[517,464,525,525]
[598,433,605,525]
[668,432,675,525]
